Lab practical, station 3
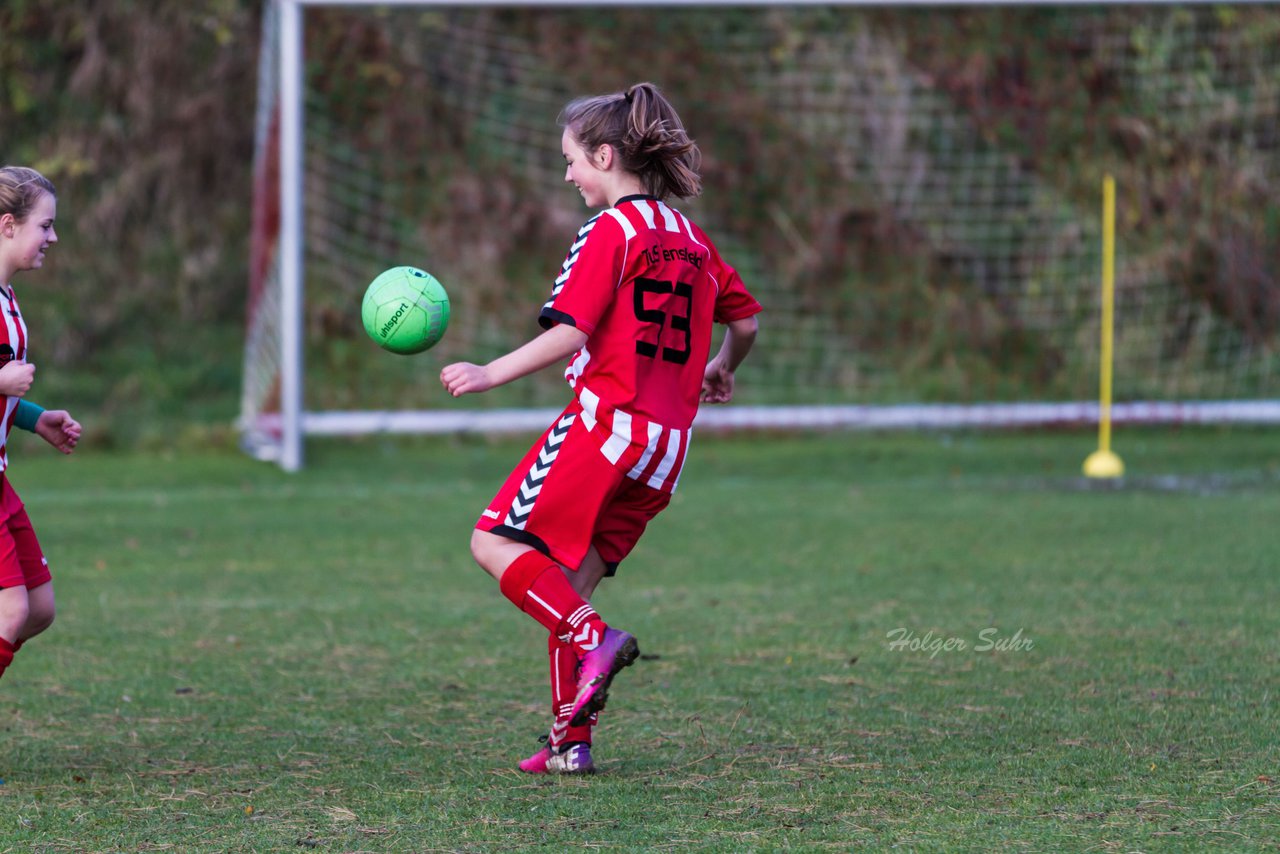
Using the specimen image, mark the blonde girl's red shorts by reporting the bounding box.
[476,402,671,576]
[0,475,50,590]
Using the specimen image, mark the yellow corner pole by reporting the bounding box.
[1084,174,1125,479]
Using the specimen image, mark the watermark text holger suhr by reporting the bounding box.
[886,627,1035,659]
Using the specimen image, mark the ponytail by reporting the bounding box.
[560,82,702,201]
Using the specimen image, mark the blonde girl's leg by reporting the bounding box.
[0,585,30,679]
[20,580,54,641]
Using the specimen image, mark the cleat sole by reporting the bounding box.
[569,635,639,726]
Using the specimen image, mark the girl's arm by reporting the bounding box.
[441,323,589,397]
[14,400,81,454]
[34,409,80,454]
[701,315,759,404]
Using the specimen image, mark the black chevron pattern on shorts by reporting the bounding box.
[504,412,577,529]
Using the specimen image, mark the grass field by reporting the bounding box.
[1,428,1277,851]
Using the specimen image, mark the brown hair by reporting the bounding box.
[0,166,57,222]
[559,82,701,201]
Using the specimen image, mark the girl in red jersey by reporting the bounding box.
[441,83,760,774]
[0,166,83,684]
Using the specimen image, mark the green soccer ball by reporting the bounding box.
[361,266,451,355]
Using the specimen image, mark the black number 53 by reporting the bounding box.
[633,277,693,364]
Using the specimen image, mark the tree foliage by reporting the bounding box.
[2,4,1277,436]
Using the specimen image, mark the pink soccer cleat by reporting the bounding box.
[569,628,639,727]
[519,741,595,774]
[519,743,553,774]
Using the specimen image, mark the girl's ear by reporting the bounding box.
[595,144,614,170]
[0,213,13,237]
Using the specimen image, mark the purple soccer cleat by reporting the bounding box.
[568,628,639,727]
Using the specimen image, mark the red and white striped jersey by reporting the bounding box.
[0,285,29,473]
[539,195,761,492]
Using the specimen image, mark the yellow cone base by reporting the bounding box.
[1083,449,1125,479]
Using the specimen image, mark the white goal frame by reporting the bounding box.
[257,0,1280,471]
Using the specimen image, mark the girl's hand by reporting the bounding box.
[441,362,495,397]
[34,409,80,454]
[0,360,35,398]
[701,357,736,404]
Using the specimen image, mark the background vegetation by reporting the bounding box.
[2,3,1278,444]
[2,0,259,441]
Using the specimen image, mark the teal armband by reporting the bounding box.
[13,400,45,432]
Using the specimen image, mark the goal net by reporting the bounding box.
[245,1,1280,469]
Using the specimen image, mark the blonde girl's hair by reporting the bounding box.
[0,166,57,222]
[559,82,702,201]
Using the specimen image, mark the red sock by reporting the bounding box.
[546,634,593,747]
[0,636,14,681]
[548,633,577,722]
[500,551,607,653]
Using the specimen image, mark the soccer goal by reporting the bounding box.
[245,0,1280,470]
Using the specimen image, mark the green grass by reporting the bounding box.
[1,428,1278,851]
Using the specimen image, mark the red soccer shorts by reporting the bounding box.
[476,402,671,575]
[0,476,50,590]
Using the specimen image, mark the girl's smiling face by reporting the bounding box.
[562,128,610,208]
[3,191,58,275]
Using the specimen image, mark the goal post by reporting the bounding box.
[245,0,1280,470]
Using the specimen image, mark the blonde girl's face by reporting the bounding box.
[561,128,610,208]
[2,191,58,275]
